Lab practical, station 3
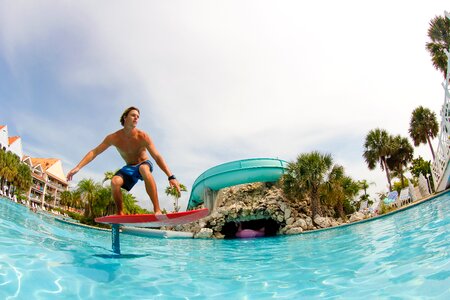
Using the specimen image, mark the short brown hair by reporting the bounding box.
[120,106,140,126]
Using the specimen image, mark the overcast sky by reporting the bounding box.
[0,1,447,211]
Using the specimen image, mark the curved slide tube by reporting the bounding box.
[187,158,288,210]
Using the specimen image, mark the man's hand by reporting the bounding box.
[165,180,186,199]
[66,167,79,181]
[169,178,182,196]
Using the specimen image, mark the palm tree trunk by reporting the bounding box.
[381,157,392,191]
[426,135,435,160]
[400,172,405,188]
[337,199,345,220]
[311,186,322,218]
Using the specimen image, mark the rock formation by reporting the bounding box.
[164,182,369,238]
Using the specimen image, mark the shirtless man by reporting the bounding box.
[66,106,181,215]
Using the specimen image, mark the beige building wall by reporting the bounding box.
[46,160,67,184]
[25,157,69,209]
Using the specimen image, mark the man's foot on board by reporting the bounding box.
[155,210,163,215]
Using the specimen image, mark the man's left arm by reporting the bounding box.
[145,133,181,193]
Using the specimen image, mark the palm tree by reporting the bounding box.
[409,106,439,159]
[92,186,114,217]
[7,153,20,194]
[165,184,187,212]
[363,128,393,191]
[0,151,20,193]
[0,149,5,190]
[13,162,32,196]
[102,171,115,184]
[77,178,100,219]
[321,165,360,220]
[410,156,434,192]
[322,165,345,219]
[426,14,450,78]
[386,135,414,188]
[71,190,83,210]
[283,151,333,218]
[121,191,145,214]
[340,176,361,214]
[358,179,375,206]
[60,190,73,210]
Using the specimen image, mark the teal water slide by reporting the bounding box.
[187,158,289,210]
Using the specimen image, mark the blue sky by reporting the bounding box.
[0,1,447,211]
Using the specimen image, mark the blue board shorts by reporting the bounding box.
[114,160,154,191]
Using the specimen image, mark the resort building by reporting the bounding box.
[0,125,7,150]
[22,156,69,209]
[9,136,23,159]
[0,125,24,158]
[1,124,68,208]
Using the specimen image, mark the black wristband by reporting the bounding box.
[168,175,176,180]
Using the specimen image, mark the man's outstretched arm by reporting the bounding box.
[67,137,111,181]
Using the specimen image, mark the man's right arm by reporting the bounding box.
[66,136,112,181]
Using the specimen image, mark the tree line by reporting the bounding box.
[0,149,32,199]
[363,106,438,192]
[281,106,438,221]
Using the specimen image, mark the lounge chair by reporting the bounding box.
[389,188,411,208]
[383,191,398,205]
[398,188,412,206]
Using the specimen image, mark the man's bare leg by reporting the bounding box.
[139,164,162,214]
[111,175,125,215]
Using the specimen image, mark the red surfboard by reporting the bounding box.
[94,208,209,228]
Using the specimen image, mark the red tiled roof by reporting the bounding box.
[24,156,67,184]
[8,136,20,145]
[30,158,59,171]
[0,125,5,130]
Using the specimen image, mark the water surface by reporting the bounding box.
[0,193,449,299]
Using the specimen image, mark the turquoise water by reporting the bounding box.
[1,193,449,299]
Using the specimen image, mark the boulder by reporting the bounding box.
[293,218,308,230]
[194,228,213,238]
[314,216,331,228]
[284,208,291,219]
[285,227,303,234]
[349,212,365,223]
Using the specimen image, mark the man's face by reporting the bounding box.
[125,109,140,127]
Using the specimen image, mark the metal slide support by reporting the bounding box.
[112,224,121,254]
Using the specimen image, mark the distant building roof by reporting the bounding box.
[8,136,20,145]
[29,157,67,184]
[0,125,5,130]
[30,157,59,170]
